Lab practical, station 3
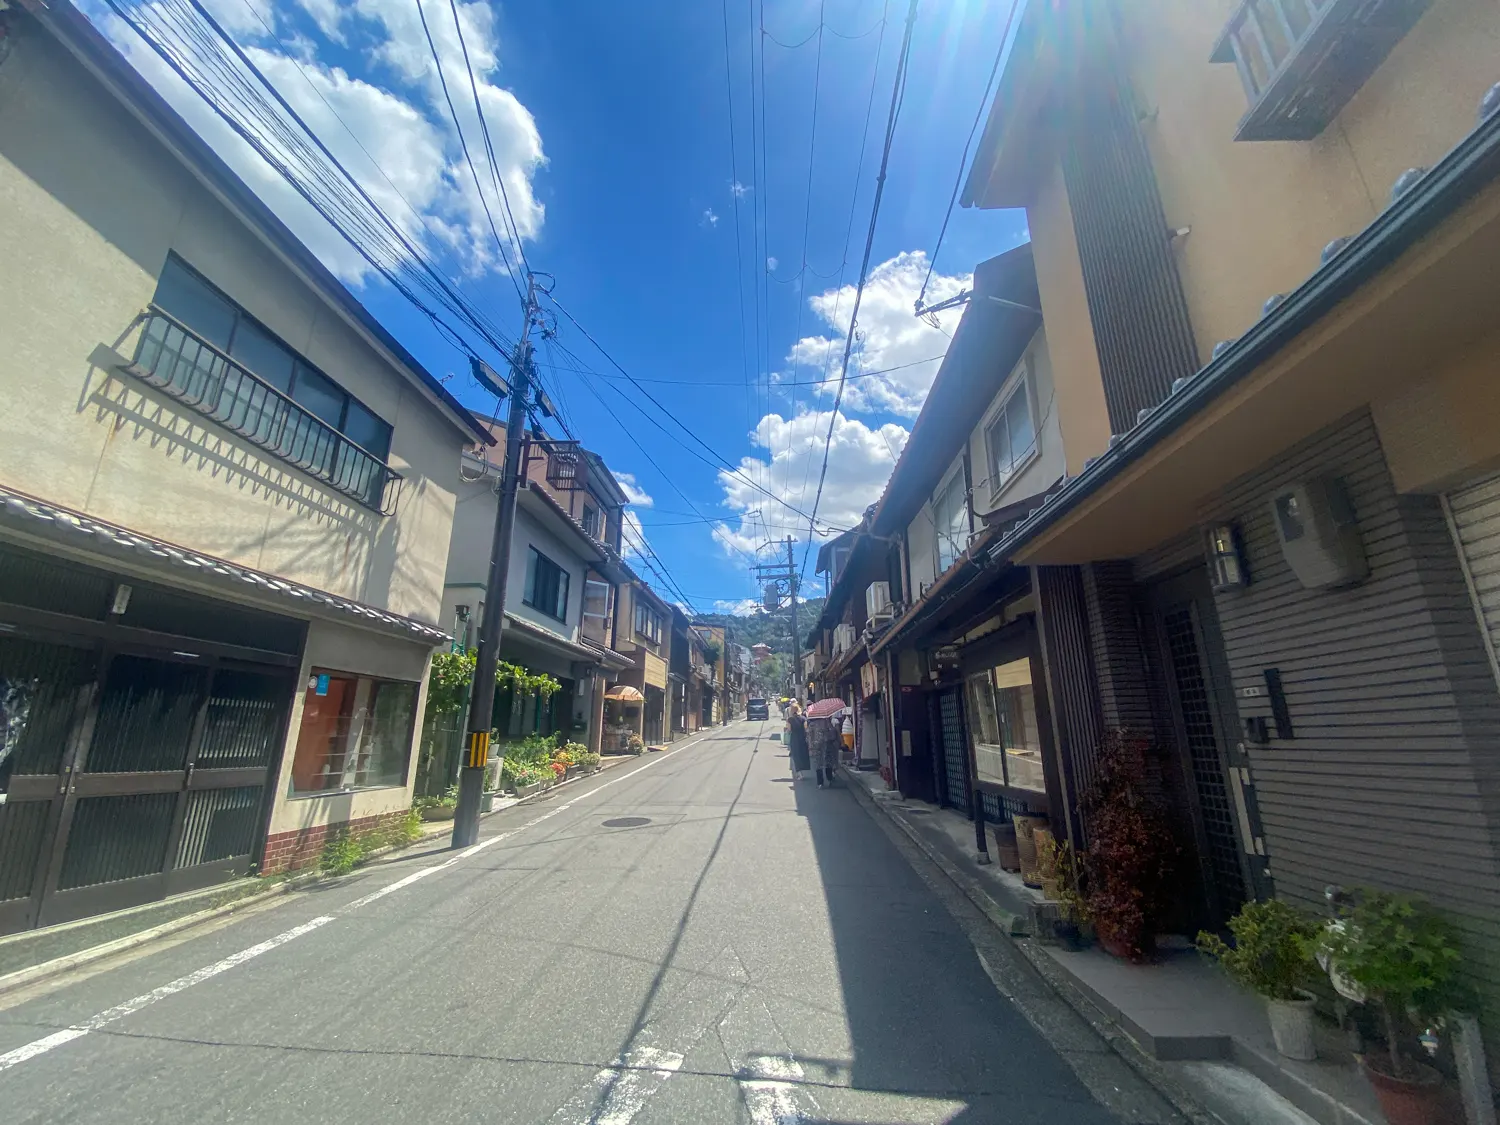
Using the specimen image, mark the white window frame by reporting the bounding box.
[933,466,969,576]
[983,359,1038,503]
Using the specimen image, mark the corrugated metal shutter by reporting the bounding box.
[1445,471,1500,688]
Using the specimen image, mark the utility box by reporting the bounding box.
[865,581,893,623]
[1270,475,1368,590]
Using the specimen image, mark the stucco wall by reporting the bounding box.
[265,618,434,838]
[968,326,1065,518]
[1117,0,1500,362]
[0,26,462,624]
[1027,159,1112,473]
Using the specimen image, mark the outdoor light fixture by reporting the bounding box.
[1206,523,1249,591]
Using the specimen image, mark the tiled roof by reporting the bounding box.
[0,485,451,645]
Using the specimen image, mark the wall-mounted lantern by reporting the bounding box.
[1206,523,1249,591]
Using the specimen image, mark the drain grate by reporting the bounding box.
[602,817,651,829]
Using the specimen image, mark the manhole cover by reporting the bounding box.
[602,817,651,828]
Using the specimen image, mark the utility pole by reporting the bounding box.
[452,274,543,848]
[752,537,802,702]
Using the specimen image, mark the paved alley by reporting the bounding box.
[0,723,1154,1124]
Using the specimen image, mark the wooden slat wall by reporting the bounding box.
[1199,410,1500,1024]
[1033,565,1104,844]
[1083,561,1155,734]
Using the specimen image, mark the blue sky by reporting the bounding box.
[93,0,1028,614]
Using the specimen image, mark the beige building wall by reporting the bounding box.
[967,326,1065,518]
[1026,159,1111,473]
[0,26,467,625]
[265,619,435,838]
[1116,0,1500,362]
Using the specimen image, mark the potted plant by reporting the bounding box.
[1198,900,1321,1060]
[627,733,645,756]
[1080,730,1177,961]
[414,785,459,822]
[1317,890,1464,1125]
[1038,835,1093,950]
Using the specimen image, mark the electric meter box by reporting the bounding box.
[1269,475,1368,590]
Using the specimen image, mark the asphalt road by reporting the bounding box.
[0,721,1154,1124]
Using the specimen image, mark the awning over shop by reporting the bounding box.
[605,685,645,702]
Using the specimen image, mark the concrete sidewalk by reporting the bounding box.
[839,766,1387,1125]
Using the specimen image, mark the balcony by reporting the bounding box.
[1210,0,1430,141]
[127,309,401,512]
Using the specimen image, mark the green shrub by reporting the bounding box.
[320,829,365,876]
[1198,900,1318,1001]
[319,810,424,875]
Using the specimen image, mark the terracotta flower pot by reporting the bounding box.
[1361,1058,1449,1125]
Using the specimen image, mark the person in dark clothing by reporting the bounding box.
[787,701,811,780]
[806,712,838,788]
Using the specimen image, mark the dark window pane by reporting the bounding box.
[342,400,391,461]
[197,669,288,769]
[85,655,205,774]
[57,792,175,889]
[352,680,416,787]
[229,320,295,393]
[153,257,235,350]
[0,636,96,781]
[174,785,262,868]
[0,542,112,619]
[291,364,346,428]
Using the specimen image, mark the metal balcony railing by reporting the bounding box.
[1211,0,1429,141]
[127,309,401,512]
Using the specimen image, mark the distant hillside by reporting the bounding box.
[695,596,827,656]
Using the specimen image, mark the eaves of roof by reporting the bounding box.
[985,102,1500,569]
[0,484,450,645]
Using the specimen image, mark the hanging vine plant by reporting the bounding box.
[496,661,561,700]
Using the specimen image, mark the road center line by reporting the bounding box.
[0,728,717,1077]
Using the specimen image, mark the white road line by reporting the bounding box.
[0,732,712,1077]
[739,1055,808,1125]
[546,1047,685,1125]
[0,915,334,1073]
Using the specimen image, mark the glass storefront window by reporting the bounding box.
[289,671,417,793]
[966,656,1046,794]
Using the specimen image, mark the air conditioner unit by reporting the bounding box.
[833,623,856,655]
[865,581,893,623]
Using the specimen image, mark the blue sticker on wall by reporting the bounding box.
[315,673,330,696]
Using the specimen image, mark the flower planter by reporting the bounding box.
[1265,992,1317,1061]
[419,804,456,822]
[1361,1058,1449,1125]
[480,792,498,814]
[512,780,542,798]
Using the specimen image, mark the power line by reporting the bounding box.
[719,0,754,451]
[414,0,522,305]
[547,301,831,530]
[915,0,1020,313]
[801,0,922,576]
[532,352,943,387]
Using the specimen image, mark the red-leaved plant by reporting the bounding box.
[1081,730,1178,962]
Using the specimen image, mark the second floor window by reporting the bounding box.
[985,376,1036,498]
[581,579,612,640]
[523,547,570,622]
[934,471,969,575]
[153,255,393,463]
[634,600,663,645]
[582,503,602,540]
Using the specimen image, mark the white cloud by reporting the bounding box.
[622,509,648,560]
[614,472,653,508]
[766,256,778,271]
[701,208,719,228]
[788,251,970,418]
[91,0,545,285]
[713,598,761,616]
[714,409,909,557]
[730,181,751,198]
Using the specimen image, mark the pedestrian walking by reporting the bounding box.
[786,700,810,780]
[807,711,839,788]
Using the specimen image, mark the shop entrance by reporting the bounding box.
[1144,568,1252,929]
[0,545,300,935]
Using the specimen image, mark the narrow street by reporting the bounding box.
[0,723,1146,1125]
